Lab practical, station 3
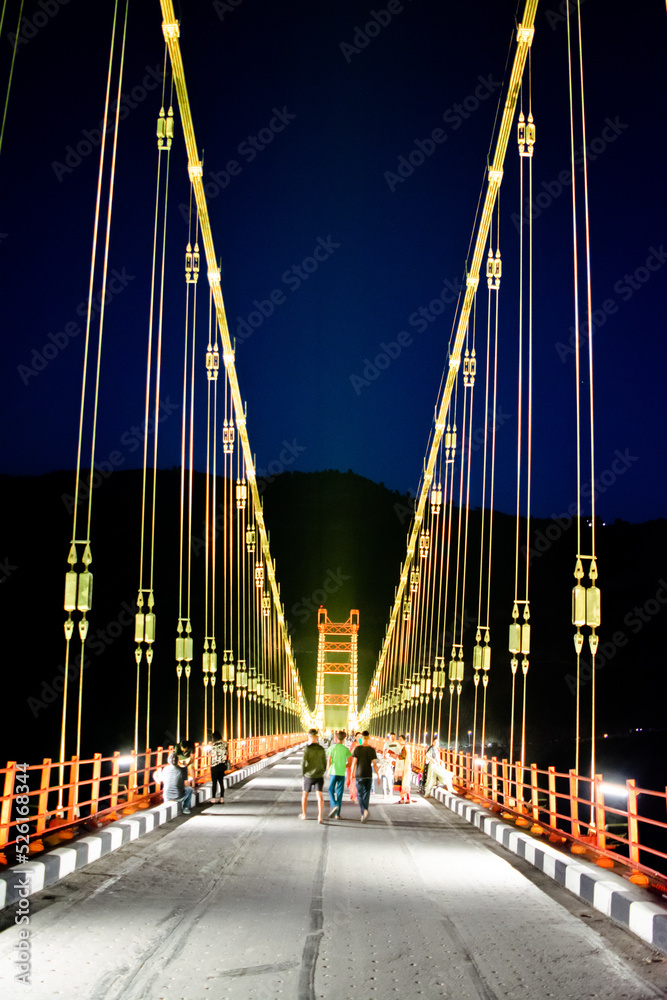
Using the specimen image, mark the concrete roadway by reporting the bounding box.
[2,749,667,1000]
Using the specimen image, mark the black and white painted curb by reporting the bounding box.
[431,784,667,954]
[0,743,303,909]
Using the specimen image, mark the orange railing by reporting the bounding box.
[371,738,667,886]
[0,733,304,861]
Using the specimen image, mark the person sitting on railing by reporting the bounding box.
[177,740,196,786]
[209,730,228,805]
[161,751,195,815]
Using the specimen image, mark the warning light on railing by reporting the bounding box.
[600,783,629,798]
[118,756,134,767]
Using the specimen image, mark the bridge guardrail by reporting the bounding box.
[370,738,667,887]
[0,733,304,863]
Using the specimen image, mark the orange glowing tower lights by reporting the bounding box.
[313,608,359,732]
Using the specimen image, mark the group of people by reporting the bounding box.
[158,731,229,813]
[158,728,443,821]
[301,729,425,823]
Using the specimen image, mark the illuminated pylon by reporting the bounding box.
[313,608,360,733]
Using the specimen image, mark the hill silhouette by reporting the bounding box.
[2,469,665,784]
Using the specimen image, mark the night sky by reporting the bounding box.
[1,0,665,523]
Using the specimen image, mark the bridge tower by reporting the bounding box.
[313,608,359,733]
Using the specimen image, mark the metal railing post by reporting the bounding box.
[142,749,152,796]
[570,768,580,838]
[153,746,164,789]
[110,752,120,810]
[626,778,640,865]
[515,761,524,811]
[491,757,499,804]
[67,756,79,823]
[593,774,606,850]
[531,763,539,821]
[502,759,510,806]
[0,762,16,849]
[548,765,557,830]
[36,759,51,836]
[90,753,102,816]
[127,752,138,803]
[479,757,489,799]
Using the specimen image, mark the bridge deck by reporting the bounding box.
[2,749,667,999]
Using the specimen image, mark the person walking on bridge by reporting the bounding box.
[301,728,326,823]
[395,735,413,803]
[349,731,379,822]
[326,730,351,819]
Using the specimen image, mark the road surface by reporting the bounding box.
[1,749,667,999]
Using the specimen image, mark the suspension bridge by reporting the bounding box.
[1,0,666,996]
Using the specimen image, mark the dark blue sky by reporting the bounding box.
[1,0,665,522]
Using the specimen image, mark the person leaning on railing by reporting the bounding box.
[177,740,197,785]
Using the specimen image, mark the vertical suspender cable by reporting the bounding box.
[60,2,126,792]
[134,58,172,753]
[0,0,24,159]
[360,6,538,733]
[567,0,599,799]
[520,53,534,772]
[509,64,536,776]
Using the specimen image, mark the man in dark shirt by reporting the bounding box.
[301,728,327,823]
[161,752,194,814]
[350,731,379,822]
